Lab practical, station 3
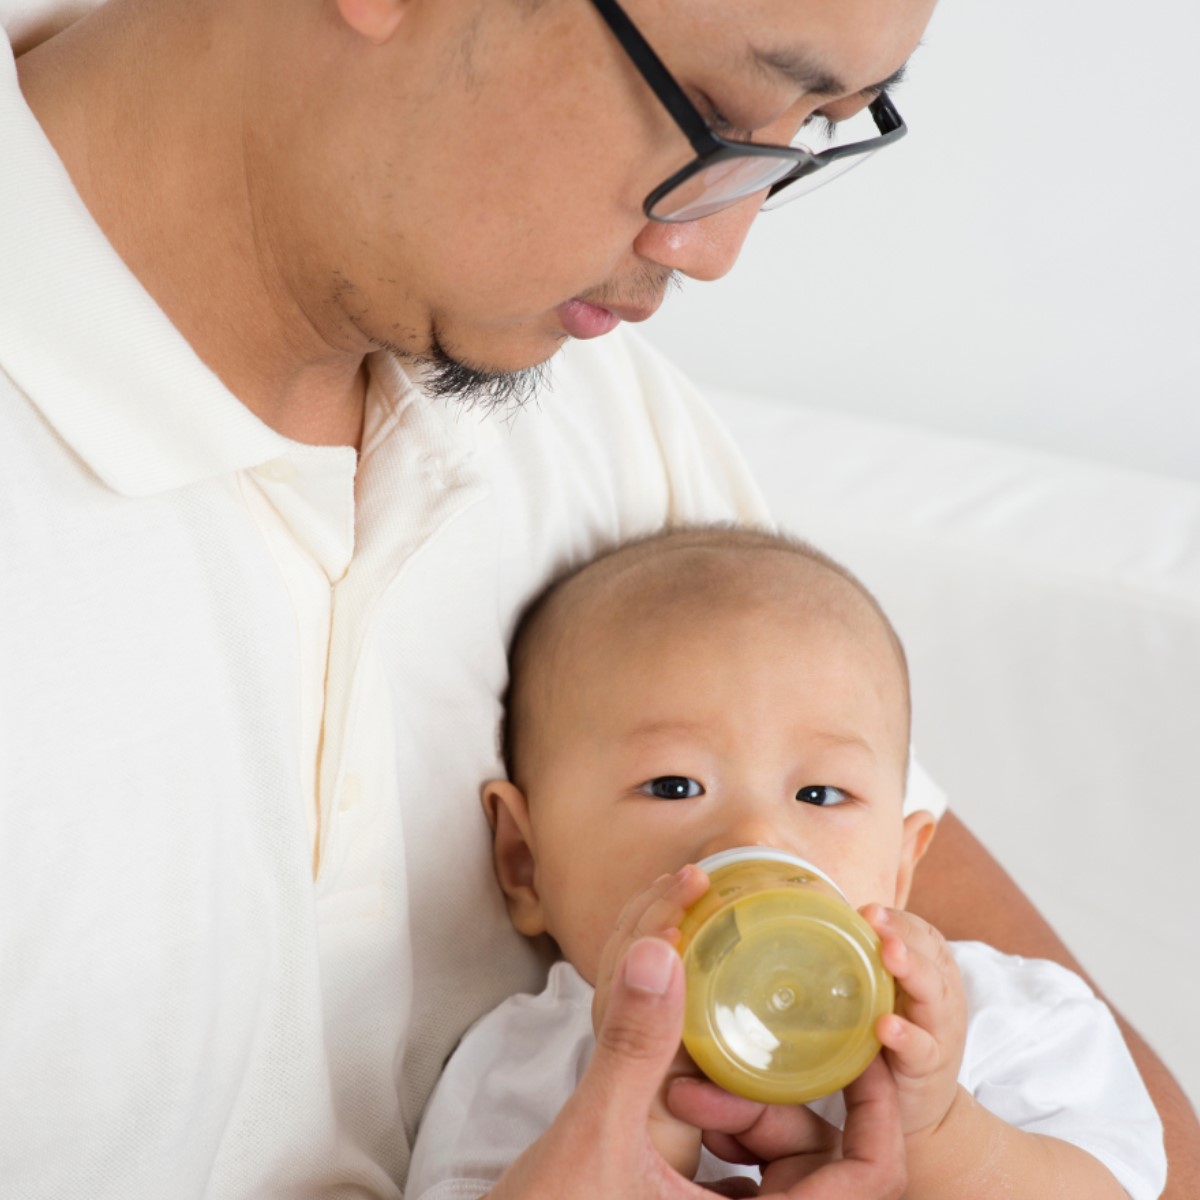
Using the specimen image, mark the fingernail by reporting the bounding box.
[624,938,675,995]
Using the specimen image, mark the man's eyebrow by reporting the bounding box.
[749,46,910,99]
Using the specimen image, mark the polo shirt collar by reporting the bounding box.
[0,28,291,497]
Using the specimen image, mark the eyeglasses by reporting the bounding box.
[588,0,908,223]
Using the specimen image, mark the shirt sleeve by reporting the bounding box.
[904,749,948,819]
[953,941,1167,1200]
[405,965,596,1200]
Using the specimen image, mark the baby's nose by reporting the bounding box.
[696,814,784,863]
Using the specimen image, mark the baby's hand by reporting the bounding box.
[590,864,710,1038]
[591,866,712,1179]
[863,906,967,1141]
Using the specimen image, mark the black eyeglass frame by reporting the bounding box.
[589,0,908,222]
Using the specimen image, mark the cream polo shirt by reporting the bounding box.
[0,12,944,1198]
[0,25,769,1198]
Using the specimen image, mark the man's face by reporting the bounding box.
[265,0,936,389]
[498,547,926,986]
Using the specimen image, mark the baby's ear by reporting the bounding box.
[481,780,546,937]
[893,810,938,908]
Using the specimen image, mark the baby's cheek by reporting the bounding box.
[844,863,901,912]
[554,901,613,987]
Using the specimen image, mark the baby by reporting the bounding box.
[408,525,1165,1199]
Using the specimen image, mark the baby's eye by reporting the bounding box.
[795,785,849,807]
[640,776,705,801]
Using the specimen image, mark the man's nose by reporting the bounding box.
[632,193,763,283]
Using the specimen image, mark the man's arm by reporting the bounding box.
[908,812,1200,1200]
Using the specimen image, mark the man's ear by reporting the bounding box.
[482,780,547,938]
[333,0,409,45]
[894,810,938,908]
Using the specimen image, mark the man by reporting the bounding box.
[0,1,1195,1196]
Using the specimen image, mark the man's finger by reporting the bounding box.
[668,1076,836,1161]
[491,939,707,1200]
[581,937,691,1118]
[701,1178,761,1198]
[838,1055,905,1169]
[755,1059,905,1199]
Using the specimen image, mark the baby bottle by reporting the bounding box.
[677,847,893,1105]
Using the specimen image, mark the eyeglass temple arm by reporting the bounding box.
[588,0,717,155]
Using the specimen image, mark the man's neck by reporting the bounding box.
[16,0,370,450]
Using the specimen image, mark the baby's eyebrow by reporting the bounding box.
[621,718,710,743]
[749,45,910,99]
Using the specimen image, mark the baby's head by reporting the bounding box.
[485,526,937,985]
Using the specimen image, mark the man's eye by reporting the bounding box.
[710,110,754,141]
[696,91,754,141]
[640,776,705,801]
[795,785,848,807]
[803,112,839,141]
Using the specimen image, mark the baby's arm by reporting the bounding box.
[867,908,1146,1200]
[900,1088,1130,1199]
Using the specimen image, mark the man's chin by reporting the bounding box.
[419,353,552,413]
[414,324,563,413]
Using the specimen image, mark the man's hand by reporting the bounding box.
[862,905,967,1140]
[589,867,713,1178]
[489,936,907,1200]
[669,1056,907,1199]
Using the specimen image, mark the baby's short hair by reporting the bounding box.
[500,523,909,784]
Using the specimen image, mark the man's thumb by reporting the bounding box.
[584,938,686,1109]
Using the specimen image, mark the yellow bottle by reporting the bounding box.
[678,847,893,1105]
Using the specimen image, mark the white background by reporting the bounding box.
[645,0,1200,1107]
[644,0,1200,483]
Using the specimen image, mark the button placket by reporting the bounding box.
[338,773,362,814]
[256,457,298,484]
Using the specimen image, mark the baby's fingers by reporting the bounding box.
[864,905,968,1105]
[613,864,709,954]
[875,1012,941,1079]
[863,906,959,1013]
[593,866,710,1028]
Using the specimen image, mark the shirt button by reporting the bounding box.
[256,458,297,483]
[338,774,362,813]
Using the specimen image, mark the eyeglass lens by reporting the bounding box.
[652,155,801,222]
[650,104,887,222]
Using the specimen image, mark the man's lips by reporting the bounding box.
[556,296,661,340]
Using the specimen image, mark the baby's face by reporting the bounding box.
[497,548,926,986]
